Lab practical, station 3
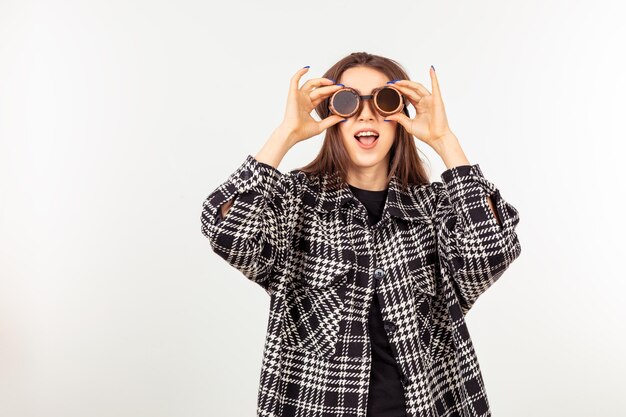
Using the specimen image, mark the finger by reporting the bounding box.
[383,112,413,132]
[391,79,431,96]
[429,66,442,101]
[310,84,344,104]
[290,66,311,94]
[318,115,347,132]
[386,83,423,108]
[301,77,336,93]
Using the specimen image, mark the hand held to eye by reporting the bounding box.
[278,67,346,147]
[382,67,454,146]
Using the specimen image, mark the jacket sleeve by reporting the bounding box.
[433,164,522,313]
[200,154,303,294]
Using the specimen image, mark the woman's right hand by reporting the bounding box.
[279,67,346,146]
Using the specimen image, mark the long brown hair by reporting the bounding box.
[296,52,431,190]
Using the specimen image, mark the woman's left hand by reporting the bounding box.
[384,66,455,147]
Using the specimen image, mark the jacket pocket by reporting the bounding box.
[409,262,437,297]
[407,262,438,364]
[280,253,352,359]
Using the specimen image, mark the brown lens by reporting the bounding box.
[375,87,402,114]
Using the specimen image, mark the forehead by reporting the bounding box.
[338,66,391,94]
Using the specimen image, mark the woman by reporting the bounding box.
[201,52,521,417]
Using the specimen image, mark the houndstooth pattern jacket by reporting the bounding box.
[201,154,522,417]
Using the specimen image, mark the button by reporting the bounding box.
[373,268,385,280]
[401,374,410,386]
[239,169,252,180]
[383,321,396,333]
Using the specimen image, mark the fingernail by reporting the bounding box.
[337,83,345,87]
[384,119,392,122]
[431,65,435,71]
[329,78,336,83]
[341,119,347,123]
[387,80,398,84]
[303,66,310,68]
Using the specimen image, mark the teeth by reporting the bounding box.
[355,131,378,137]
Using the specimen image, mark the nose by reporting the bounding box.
[357,97,376,121]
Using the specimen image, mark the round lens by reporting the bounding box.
[332,90,359,115]
[376,87,402,113]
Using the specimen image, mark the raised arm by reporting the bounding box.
[201,66,347,294]
[433,161,522,314]
[200,150,302,295]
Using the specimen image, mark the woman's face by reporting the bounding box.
[337,66,398,176]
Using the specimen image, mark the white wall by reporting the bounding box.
[1,0,624,416]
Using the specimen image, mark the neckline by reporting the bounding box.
[348,184,388,194]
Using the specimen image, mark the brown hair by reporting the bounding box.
[295,51,431,190]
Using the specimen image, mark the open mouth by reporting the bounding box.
[354,134,379,148]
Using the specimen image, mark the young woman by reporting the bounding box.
[201,52,522,417]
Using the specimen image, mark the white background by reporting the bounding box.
[1,0,624,416]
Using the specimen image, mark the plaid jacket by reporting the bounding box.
[201,154,522,417]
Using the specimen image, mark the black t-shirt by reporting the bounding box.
[348,184,407,417]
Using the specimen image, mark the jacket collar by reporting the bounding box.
[310,171,433,223]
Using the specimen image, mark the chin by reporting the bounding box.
[348,152,385,168]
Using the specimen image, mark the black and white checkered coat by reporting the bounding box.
[201,154,522,417]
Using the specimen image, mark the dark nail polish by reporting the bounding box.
[431,65,435,71]
[337,83,345,87]
[384,119,391,122]
[303,65,310,68]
